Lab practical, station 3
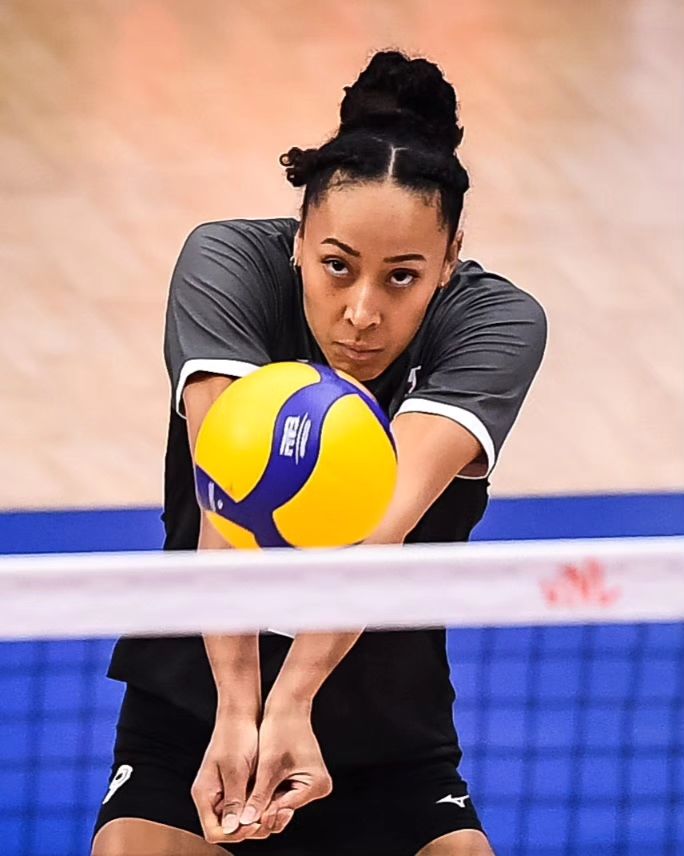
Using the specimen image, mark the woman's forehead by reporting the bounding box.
[304,181,447,252]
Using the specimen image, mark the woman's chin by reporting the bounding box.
[331,358,383,384]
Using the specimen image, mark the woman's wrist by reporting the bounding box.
[204,633,261,721]
[263,684,313,720]
[214,668,262,720]
[216,687,261,722]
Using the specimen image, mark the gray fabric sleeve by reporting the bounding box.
[397,284,547,477]
[164,222,279,416]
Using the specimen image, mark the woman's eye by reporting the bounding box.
[390,270,418,288]
[324,259,348,277]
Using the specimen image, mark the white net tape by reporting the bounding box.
[1,537,682,640]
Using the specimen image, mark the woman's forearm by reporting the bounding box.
[263,413,481,715]
[264,631,362,714]
[198,513,261,718]
[204,633,261,718]
[262,502,408,713]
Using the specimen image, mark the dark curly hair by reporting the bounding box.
[280,50,469,240]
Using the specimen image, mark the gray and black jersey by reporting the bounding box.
[109,217,546,771]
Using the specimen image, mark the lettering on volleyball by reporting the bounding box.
[541,559,621,608]
[205,480,225,513]
[436,793,470,808]
[279,414,311,464]
[407,365,422,394]
[102,764,133,805]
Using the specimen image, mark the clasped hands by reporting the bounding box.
[192,700,332,845]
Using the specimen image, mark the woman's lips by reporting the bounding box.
[334,342,384,362]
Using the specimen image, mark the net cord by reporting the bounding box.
[1,537,682,639]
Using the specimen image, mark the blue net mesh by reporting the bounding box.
[1,622,682,856]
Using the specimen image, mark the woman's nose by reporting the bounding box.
[343,281,381,330]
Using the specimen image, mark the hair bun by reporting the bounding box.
[340,50,463,153]
[279,147,320,187]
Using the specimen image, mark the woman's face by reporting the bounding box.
[297,180,460,382]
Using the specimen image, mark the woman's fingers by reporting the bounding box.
[191,777,225,843]
[239,756,281,826]
[220,798,243,835]
[239,803,295,840]
[274,808,295,834]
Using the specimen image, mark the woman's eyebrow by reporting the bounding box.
[384,253,426,263]
[321,238,360,256]
[321,238,426,264]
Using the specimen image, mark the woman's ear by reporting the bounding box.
[292,230,303,267]
[440,230,463,287]
[453,229,464,262]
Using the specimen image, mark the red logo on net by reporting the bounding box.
[541,559,622,608]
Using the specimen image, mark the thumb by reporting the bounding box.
[191,763,225,840]
[241,760,280,825]
[270,771,332,813]
[219,766,249,835]
[270,781,318,813]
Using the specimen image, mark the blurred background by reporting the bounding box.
[1,0,682,508]
[0,1,682,854]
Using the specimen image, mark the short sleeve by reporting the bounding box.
[397,275,547,478]
[164,220,289,416]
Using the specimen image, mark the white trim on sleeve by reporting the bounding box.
[175,358,261,416]
[395,397,496,478]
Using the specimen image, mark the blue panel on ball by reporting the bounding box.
[243,384,341,543]
[316,365,396,452]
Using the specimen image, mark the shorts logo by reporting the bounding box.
[102,764,133,805]
[436,793,470,808]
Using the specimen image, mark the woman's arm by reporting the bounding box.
[366,410,482,543]
[241,412,481,823]
[184,373,261,717]
[263,410,480,705]
[184,374,265,843]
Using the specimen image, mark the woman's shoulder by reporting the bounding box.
[432,259,547,330]
[184,217,299,259]
[415,259,547,367]
[169,218,300,322]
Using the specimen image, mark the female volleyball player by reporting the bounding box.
[93,51,546,856]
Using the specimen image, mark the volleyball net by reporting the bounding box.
[0,537,682,855]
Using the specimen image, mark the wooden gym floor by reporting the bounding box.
[0,0,682,509]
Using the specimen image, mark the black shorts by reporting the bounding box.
[94,686,485,856]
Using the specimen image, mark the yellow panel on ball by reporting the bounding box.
[334,368,370,393]
[273,393,397,547]
[206,511,259,549]
[194,362,321,502]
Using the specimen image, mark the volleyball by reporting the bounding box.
[193,361,397,548]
